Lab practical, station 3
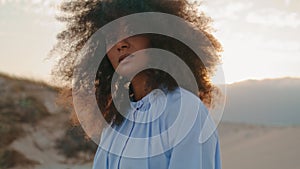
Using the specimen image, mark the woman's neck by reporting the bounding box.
[130,72,151,101]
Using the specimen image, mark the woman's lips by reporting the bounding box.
[119,53,133,63]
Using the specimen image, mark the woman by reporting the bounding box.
[51,0,223,169]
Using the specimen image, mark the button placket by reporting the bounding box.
[117,100,143,169]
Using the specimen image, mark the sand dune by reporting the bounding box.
[218,122,300,169]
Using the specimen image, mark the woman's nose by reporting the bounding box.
[116,39,130,51]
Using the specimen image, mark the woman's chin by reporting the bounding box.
[116,63,147,79]
[116,68,140,79]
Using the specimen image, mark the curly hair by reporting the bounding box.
[50,0,222,131]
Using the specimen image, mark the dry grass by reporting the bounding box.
[0,72,97,166]
[0,95,50,144]
[0,148,39,169]
[55,124,97,159]
[0,72,59,91]
[0,72,52,168]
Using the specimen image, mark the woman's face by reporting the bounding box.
[106,35,151,78]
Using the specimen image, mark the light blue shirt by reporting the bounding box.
[92,87,222,169]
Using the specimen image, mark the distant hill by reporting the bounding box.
[223,78,300,126]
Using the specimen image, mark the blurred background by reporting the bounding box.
[0,0,299,169]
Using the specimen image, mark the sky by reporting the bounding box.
[0,0,299,84]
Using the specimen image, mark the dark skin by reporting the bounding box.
[130,73,152,101]
[106,33,152,101]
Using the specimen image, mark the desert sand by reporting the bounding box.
[218,122,300,169]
